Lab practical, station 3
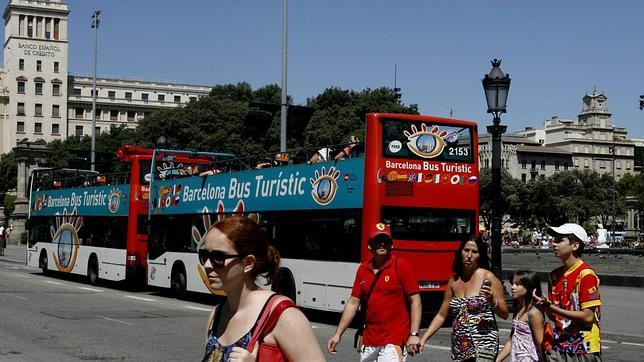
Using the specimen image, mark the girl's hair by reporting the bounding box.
[452,235,491,278]
[512,270,542,308]
[212,216,280,285]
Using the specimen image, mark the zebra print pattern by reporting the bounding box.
[449,296,499,361]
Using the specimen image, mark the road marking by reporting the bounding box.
[3,258,24,263]
[7,293,28,300]
[622,341,644,348]
[78,287,103,292]
[16,274,30,278]
[45,280,62,285]
[184,306,211,312]
[125,295,155,302]
[97,315,135,326]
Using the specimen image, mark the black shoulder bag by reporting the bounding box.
[353,269,384,351]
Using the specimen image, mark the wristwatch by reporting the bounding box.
[409,332,420,337]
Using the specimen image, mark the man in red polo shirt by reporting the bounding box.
[327,222,422,361]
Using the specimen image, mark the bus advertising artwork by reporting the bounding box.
[150,159,364,215]
[31,185,130,217]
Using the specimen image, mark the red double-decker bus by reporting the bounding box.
[146,113,478,311]
[26,145,231,286]
[363,113,478,309]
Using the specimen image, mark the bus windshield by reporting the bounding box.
[382,118,474,163]
[382,207,475,242]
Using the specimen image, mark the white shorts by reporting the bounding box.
[360,344,407,362]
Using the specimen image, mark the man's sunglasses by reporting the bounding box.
[369,235,393,247]
[198,249,241,267]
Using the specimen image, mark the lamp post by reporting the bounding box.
[90,10,101,171]
[482,59,511,278]
[280,0,288,152]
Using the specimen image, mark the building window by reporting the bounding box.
[158,94,165,103]
[17,121,25,133]
[17,81,25,94]
[27,16,33,37]
[521,174,526,182]
[54,18,59,39]
[584,159,589,168]
[75,108,84,118]
[531,160,536,170]
[35,82,43,95]
[541,160,546,170]
[110,110,118,121]
[52,83,60,96]
[521,160,526,169]
[19,59,24,70]
[52,105,60,117]
[189,96,197,102]
[95,127,101,135]
[36,60,42,72]
[108,90,115,100]
[125,92,132,101]
[564,162,569,170]
[174,95,181,103]
[45,18,51,39]
[555,161,560,170]
[141,93,148,102]
[72,88,81,96]
[617,161,622,170]
[19,16,24,36]
[34,122,42,134]
[75,125,83,136]
[52,123,60,135]
[53,61,59,73]
[127,111,135,122]
[35,103,43,116]
[17,102,25,115]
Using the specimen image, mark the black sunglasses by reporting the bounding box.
[198,249,241,267]
[369,235,393,246]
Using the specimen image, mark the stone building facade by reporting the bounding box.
[0,0,211,155]
[480,90,636,182]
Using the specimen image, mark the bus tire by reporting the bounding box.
[40,251,48,275]
[271,268,296,302]
[171,264,187,299]
[87,256,99,286]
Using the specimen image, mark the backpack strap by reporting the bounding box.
[246,294,296,352]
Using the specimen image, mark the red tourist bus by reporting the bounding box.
[364,113,479,309]
[146,113,478,311]
[26,145,231,286]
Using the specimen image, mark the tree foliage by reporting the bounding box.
[0,152,17,206]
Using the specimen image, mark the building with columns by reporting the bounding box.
[0,0,211,155]
[480,89,636,182]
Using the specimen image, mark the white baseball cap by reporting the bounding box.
[547,223,588,243]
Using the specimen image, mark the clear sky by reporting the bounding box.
[4,1,643,136]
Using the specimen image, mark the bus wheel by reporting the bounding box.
[40,252,48,275]
[271,268,296,302]
[87,256,99,285]
[171,265,187,299]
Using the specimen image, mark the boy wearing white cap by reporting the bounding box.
[533,223,602,361]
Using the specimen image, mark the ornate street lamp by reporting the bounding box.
[482,59,511,278]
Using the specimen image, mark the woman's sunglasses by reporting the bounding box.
[198,249,241,267]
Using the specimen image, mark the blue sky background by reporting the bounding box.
[4,1,643,136]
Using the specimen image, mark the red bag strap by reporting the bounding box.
[246,294,296,352]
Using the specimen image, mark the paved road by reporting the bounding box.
[1,253,644,361]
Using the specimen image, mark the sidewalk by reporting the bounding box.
[502,248,643,288]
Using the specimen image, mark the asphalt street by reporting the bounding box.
[1,246,643,361]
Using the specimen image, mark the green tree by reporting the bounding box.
[0,152,17,206]
[478,167,525,230]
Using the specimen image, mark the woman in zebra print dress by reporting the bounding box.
[420,236,509,361]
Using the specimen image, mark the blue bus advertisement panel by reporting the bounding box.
[31,185,130,217]
[149,159,365,215]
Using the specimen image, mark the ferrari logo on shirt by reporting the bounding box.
[376,223,386,231]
